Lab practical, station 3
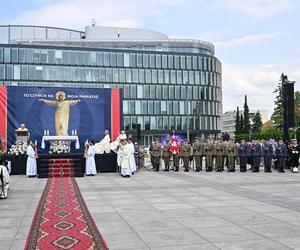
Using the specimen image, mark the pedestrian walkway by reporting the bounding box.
[1,171,300,249]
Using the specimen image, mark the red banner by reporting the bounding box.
[0,86,7,150]
[111,88,121,141]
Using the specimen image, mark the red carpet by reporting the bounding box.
[25,177,109,250]
[48,159,75,178]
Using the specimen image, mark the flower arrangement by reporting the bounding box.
[8,140,27,157]
[49,141,70,154]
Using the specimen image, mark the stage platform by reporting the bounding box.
[4,152,118,176]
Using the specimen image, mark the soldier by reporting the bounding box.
[214,138,224,172]
[238,139,249,172]
[137,145,146,170]
[262,138,273,172]
[193,137,203,171]
[162,139,172,171]
[251,138,262,172]
[275,139,287,173]
[170,136,180,171]
[180,139,192,172]
[288,139,300,172]
[204,138,214,172]
[225,138,237,172]
[151,138,162,171]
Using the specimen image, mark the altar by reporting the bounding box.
[41,135,80,150]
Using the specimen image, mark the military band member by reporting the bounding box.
[162,139,172,171]
[262,139,273,172]
[225,138,237,172]
[288,139,300,172]
[180,139,192,172]
[251,139,262,172]
[238,139,249,172]
[151,138,163,171]
[214,138,224,172]
[275,139,287,173]
[193,137,203,171]
[204,138,214,172]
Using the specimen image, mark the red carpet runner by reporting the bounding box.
[25,177,109,250]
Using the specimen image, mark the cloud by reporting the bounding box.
[221,0,292,19]
[222,63,283,117]
[10,0,186,30]
[215,32,282,49]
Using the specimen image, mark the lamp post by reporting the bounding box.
[186,81,190,141]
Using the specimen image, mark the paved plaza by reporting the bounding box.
[1,170,300,249]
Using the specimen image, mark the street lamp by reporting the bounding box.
[186,81,190,141]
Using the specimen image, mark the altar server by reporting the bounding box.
[85,141,97,176]
[120,139,131,177]
[95,130,111,154]
[128,137,137,174]
[0,159,10,199]
[26,141,37,177]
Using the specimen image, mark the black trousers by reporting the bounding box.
[252,156,260,172]
[277,157,286,172]
[264,156,272,172]
[239,156,247,172]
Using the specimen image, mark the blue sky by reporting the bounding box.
[1,0,300,118]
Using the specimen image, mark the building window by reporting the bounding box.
[162,55,168,69]
[156,54,162,68]
[142,100,148,114]
[143,54,149,68]
[117,53,123,67]
[180,56,186,69]
[11,48,18,63]
[130,53,137,67]
[145,116,150,130]
[151,116,157,130]
[135,101,141,114]
[137,54,143,68]
[139,69,145,83]
[152,70,157,84]
[148,101,154,114]
[124,53,130,67]
[137,85,143,98]
[144,85,150,98]
[158,70,164,84]
[150,85,155,99]
[168,55,173,68]
[149,54,155,68]
[123,100,129,114]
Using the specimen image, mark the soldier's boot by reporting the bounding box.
[196,165,200,172]
[184,165,189,172]
[175,166,179,172]
[164,165,169,171]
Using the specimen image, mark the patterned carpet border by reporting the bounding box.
[24,178,109,250]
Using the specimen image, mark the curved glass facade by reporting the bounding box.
[0,25,222,145]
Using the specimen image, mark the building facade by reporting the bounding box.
[0,25,222,145]
[221,110,268,138]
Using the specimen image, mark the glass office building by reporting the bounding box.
[0,25,222,145]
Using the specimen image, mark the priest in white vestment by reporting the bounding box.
[110,130,127,151]
[128,138,137,174]
[95,130,111,154]
[120,139,131,177]
[85,141,97,176]
[0,159,10,199]
[26,141,37,177]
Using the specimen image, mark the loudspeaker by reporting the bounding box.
[282,82,294,128]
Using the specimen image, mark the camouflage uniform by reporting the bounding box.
[162,142,172,171]
[214,140,224,172]
[193,139,203,171]
[151,141,162,171]
[225,141,237,172]
[204,141,214,172]
[180,140,192,172]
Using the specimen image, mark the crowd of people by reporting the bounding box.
[143,136,300,173]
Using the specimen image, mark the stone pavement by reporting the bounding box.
[1,170,300,249]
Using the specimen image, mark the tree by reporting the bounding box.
[235,106,240,135]
[243,95,251,134]
[240,114,244,134]
[252,111,262,133]
[271,73,284,128]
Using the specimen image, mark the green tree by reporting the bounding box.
[243,95,251,134]
[271,73,284,128]
[240,114,244,133]
[235,106,240,135]
[252,111,262,133]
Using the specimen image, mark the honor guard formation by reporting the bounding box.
[147,136,300,173]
